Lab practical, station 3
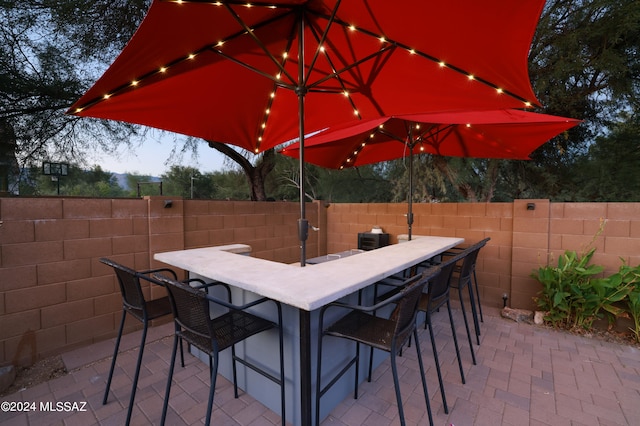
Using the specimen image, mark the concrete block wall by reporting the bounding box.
[0,197,155,367]
[182,200,321,264]
[511,199,551,309]
[511,201,640,309]
[1,197,638,366]
[327,200,640,311]
[0,197,315,366]
[326,202,514,309]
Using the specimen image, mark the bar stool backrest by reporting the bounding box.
[458,237,490,284]
[390,268,437,346]
[427,254,462,308]
[458,246,480,284]
[100,258,148,320]
[161,279,213,345]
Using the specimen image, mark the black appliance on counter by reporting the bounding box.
[357,232,390,251]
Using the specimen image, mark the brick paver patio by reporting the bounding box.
[1,306,638,425]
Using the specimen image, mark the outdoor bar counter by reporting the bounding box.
[155,235,463,425]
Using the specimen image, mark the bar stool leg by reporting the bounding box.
[426,312,449,414]
[160,333,179,426]
[473,269,484,323]
[124,319,149,425]
[467,281,481,345]
[205,352,219,426]
[458,292,477,365]
[390,351,405,426]
[413,329,434,426]
[103,310,126,405]
[446,301,466,383]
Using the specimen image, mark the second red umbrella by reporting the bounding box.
[280,109,581,239]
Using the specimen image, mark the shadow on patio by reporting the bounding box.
[1,305,638,425]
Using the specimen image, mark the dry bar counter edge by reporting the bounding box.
[153,236,464,311]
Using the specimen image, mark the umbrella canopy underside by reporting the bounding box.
[69,0,546,153]
[279,110,581,168]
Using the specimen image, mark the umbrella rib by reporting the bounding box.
[342,124,413,169]
[340,135,369,168]
[307,44,396,90]
[220,3,299,85]
[401,43,534,106]
[255,25,298,152]
[303,0,341,84]
[304,21,366,118]
[209,48,295,91]
[420,124,456,156]
[71,40,217,112]
[378,128,412,146]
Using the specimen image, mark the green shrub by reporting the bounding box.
[532,248,604,328]
[532,252,640,341]
[618,265,640,342]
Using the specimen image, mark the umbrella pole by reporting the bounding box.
[408,151,413,240]
[297,87,308,267]
[297,10,308,267]
[407,138,414,241]
[296,12,313,426]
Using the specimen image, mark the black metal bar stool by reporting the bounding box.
[153,274,286,426]
[449,239,491,366]
[316,268,439,426]
[418,252,466,414]
[99,257,184,426]
[444,237,491,341]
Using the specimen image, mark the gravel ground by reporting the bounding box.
[0,355,66,397]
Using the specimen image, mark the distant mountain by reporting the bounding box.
[111,173,160,190]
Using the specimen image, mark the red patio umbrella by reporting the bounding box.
[279,109,581,238]
[67,0,546,266]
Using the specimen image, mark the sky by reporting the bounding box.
[86,134,228,177]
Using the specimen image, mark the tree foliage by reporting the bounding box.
[160,165,249,200]
[0,1,148,170]
[207,141,274,201]
[563,114,640,201]
[19,164,125,197]
[522,0,640,199]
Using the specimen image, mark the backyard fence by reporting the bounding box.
[1,197,638,366]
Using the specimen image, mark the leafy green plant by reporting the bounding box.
[587,271,633,329]
[533,247,640,340]
[532,248,604,328]
[618,265,640,342]
[627,291,640,343]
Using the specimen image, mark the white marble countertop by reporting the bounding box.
[154,237,463,311]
